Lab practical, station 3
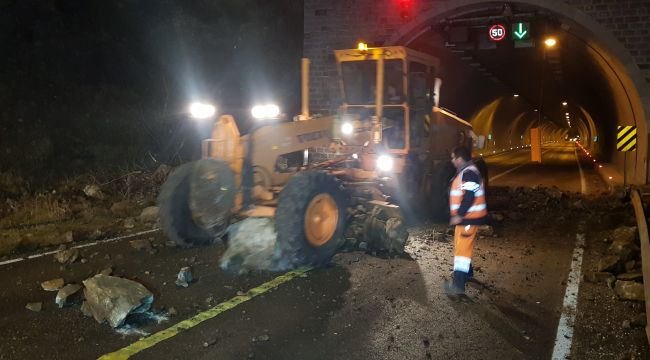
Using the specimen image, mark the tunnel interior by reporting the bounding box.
[393,1,647,184]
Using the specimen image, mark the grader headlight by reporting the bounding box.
[189,102,216,119]
[341,122,354,136]
[251,104,280,120]
[376,155,394,172]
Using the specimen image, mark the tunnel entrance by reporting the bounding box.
[385,0,649,185]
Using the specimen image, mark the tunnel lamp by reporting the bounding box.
[608,176,613,180]
[544,37,557,48]
[599,165,603,168]
[189,102,216,119]
[513,94,519,98]
[562,102,568,106]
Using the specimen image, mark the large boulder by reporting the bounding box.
[220,218,277,272]
[82,275,153,328]
[615,281,645,301]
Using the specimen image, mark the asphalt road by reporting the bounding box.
[0,142,617,360]
[485,142,608,194]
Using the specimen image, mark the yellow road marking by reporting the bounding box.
[98,267,312,360]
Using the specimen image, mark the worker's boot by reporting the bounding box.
[444,270,468,297]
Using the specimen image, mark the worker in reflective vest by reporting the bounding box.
[444,146,488,297]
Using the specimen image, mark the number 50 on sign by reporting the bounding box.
[489,24,506,41]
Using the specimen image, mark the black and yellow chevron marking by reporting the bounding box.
[617,125,637,152]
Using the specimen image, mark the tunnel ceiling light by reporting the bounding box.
[513,94,520,97]
[544,37,557,48]
[562,101,568,106]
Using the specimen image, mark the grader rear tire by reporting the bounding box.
[274,171,348,267]
[158,160,235,247]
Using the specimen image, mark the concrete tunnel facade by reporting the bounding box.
[304,0,650,185]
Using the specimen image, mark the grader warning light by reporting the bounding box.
[357,42,369,52]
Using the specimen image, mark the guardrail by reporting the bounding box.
[630,189,650,345]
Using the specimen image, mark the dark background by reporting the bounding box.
[0,0,304,186]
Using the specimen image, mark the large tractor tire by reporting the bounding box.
[274,171,348,267]
[158,159,235,247]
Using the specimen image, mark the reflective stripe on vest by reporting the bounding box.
[449,164,487,219]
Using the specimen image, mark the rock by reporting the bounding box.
[625,260,636,273]
[83,184,105,200]
[478,225,494,236]
[258,334,269,341]
[139,207,159,223]
[175,267,193,288]
[584,272,616,284]
[80,301,93,317]
[54,248,79,264]
[622,319,632,329]
[358,242,368,250]
[80,258,88,264]
[598,255,621,273]
[570,200,585,210]
[220,218,277,272]
[26,302,42,312]
[99,267,113,276]
[64,231,74,243]
[82,274,154,328]
[617,273,643,281]
[168,307,177,316]
[611,226,637,245]
[55,284,82,308]
[123,218,136,229]
[129,239,152,251]
[615,281,645,301]
[41,278,65,291]
[110,200,136,218]
[609,241,639,262]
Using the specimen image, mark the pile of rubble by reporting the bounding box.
[343,202,409,254]
[586,226,645,302]
[24,242,198,331]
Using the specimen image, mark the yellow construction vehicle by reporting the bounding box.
[158,43,474,266]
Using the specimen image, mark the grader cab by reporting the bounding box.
[158,44,474,267]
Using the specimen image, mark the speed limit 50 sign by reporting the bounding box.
[488,24,506,42]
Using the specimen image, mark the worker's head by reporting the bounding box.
[451,146,471,169]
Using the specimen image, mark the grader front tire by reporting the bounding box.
[274,171,348,267]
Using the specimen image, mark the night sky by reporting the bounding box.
[0,0,303,181]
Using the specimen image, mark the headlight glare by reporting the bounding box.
[341,122,354,136]
[376,155,394,172]
[252,104,280,120]
[189,102,216,119]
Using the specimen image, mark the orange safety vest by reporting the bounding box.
[449,164,487,220]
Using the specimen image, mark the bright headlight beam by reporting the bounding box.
[189,102,216,119]
[376,155,394,172]
[341,122,354,136]
[252,104,280,120]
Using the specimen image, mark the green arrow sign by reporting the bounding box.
[512,22,530,40]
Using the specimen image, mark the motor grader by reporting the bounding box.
[158,43,474,266]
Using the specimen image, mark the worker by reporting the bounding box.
[444,145,488,297]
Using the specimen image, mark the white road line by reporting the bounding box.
[551,233,586,360]
[490,148,552,181]
[0,228,161,267]
[574,148,587,194]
